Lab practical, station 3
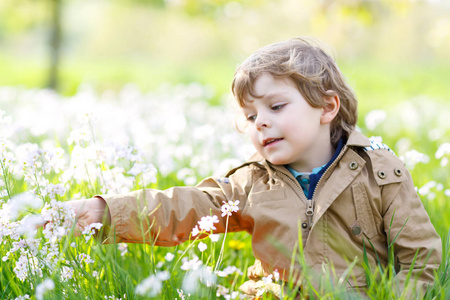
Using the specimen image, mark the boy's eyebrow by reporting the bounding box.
[246,90,289,102]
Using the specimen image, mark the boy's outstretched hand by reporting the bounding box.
[67,197,111,236]
[36,197,112,237]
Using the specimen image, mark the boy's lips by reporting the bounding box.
[262,138,284,147]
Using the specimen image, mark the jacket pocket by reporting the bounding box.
[352,182,378,239]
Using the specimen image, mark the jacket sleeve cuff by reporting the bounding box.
[94,194,126,244]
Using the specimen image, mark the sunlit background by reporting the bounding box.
[1,1,450,298]
[1,0,450,110]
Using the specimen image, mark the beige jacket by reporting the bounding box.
[102,130,441,292]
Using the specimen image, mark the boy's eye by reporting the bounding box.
[272,104,285,111]
[246,115,256,122]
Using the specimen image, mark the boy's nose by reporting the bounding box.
[255,115,271,130]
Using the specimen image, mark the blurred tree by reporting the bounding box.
[1,0,444,93]
[0,0,46,36]
[317,0,414,26]
[116,0,265,18]
[0,0,61,90]
[48,0,62,90]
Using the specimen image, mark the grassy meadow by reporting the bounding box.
[1,59,450,299]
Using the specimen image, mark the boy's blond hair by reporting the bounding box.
[232,37,358,146]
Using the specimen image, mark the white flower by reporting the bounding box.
[77,253,95,264]
[180,256,202,271]
[216,285,229,296]
[67,128,92,145]
[176,168,197,185]
[76,111,97,125]
[435,143,450,159]
[440,157,449,167]
[177,289,190,300]
[365,110,386,130]
[118,243,128,256]
[217,266,242,277]
[165,252,175,262]
[41,200,76,244]
[221,205,231,217]
[8,192,43,219]
[198,215,219,232]
[157,270,170,281]
[14,295,31,300]
[209,234,220,242]
[114,144,142,162]
[35,278,55,300]
[273,269,280,282]
[224,291,239,299]
[82,222,103,243]
[198,242,207,252]
[262,274,273,284]
[128,163,157,184]
[61,266,74,281]
[182,266,216,294]
[400,149,430,169]
[135,271,169,297]
[43,183,66,200]
[436,143,450,166]
[18,214,45,238]
[418,181,442,200]
[14,254,29,281]
[0,202,12,223]
[13,252,41,281]
[191,225,200,237]
[221,200,240,217]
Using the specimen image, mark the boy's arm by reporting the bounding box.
[96,165,254,246]
[381,170,442,296]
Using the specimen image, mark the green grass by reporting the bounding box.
[0,53,236,103]
[2,52,450,107]
[340,59,450,114]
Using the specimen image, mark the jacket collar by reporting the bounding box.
[346,130,371,148]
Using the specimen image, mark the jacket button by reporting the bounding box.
[394,168,402,177]
[349,161,358,170]
[352,225,362,235]
[302,222,308,229]
[377,171,386,179]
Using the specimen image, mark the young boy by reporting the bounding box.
[68,38,441,296]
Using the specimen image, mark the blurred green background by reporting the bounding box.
[1,0,449,114]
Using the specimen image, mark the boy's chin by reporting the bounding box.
[256,151,291,166]
[264,157,290,166]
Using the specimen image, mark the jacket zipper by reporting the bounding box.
[308,145,349,228]
[276,145,349,229]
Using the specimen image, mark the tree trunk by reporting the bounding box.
[48,0,62,90]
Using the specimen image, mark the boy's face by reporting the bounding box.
[241,73,333,172]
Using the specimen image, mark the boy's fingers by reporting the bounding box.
[239,280,259,295]
[248,259,265,280]
[32,216,48,229]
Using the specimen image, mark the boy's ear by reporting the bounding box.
[320,90,340,125]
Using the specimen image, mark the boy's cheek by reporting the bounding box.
[249,133,260,148]
[235,116,249,133]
